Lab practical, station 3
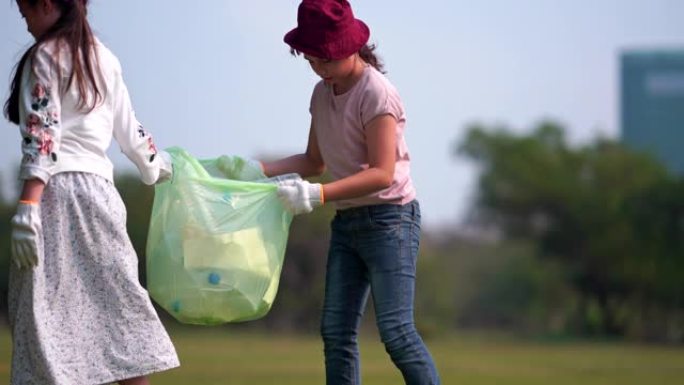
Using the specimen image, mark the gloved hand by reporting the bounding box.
[276,179,324,215]
[10,201,42,269]
[156,150,173,184]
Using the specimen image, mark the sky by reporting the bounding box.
[1,0,684,228]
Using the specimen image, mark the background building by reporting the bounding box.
[621,49,684,174]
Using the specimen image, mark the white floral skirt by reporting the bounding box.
[8,172,179,385]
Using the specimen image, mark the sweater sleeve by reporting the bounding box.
[111,70,164,185]
[18,46,62,184]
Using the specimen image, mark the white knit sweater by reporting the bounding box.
[18,38,165,185]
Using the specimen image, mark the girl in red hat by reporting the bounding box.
[260,0,441,383]
[5,0,179,384]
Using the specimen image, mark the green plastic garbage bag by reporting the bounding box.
[146,147,294,325]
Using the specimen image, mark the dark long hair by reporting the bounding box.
[4,0,101,125]
[358,43,384,73]
[291,43,386,73]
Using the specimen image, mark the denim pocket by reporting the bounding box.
[369,207,402,233]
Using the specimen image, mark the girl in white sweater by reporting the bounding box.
[5,0,179,384]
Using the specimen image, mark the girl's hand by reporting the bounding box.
[10,201,42,269]
[276,179,324,215]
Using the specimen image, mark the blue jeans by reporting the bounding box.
[321,200,440,385]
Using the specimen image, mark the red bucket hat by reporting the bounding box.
[284,0,370,60]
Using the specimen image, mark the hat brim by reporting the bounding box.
[284,19,370,60]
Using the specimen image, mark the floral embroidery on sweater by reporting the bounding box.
[136,123,158,162]
[22,83,59,165]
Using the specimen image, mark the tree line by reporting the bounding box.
[0,121,681,343]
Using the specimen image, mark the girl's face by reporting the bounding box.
[304,53,365,94]
[16,0,62,39]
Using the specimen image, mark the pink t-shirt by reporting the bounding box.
[310,65,416,210]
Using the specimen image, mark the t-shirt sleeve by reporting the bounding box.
[18,46,63,184]
[359,79,404,129]
[309,80,325,115]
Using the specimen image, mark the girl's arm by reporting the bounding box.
[112,71,171,185]
[262,121,326,178]
[11,45,59,269]
[274,114,398,214]
[322,114,396,202]
[18,45,63,189]
[19,179,45,202]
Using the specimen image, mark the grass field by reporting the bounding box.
[0,326,683,385]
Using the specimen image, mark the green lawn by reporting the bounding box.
[0,327,683,385]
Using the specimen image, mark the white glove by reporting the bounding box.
[276,179,324,215]
[10,202,42,269]
[156,150,173,184]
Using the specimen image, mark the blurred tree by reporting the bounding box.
[457,121,684,340]
[259,173,335,332]
[261,205,333,332]
[623,179,684,340]
[0,175,11,322]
